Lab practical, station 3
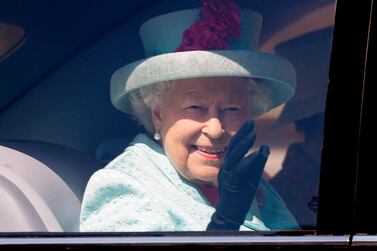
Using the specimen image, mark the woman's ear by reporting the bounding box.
[151,106,163,132]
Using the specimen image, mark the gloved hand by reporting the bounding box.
[206,120,270,231]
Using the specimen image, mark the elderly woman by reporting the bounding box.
[80,0,299,231]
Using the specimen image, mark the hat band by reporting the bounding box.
[175,0,241,52]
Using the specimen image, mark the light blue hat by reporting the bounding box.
[110,8,296,115]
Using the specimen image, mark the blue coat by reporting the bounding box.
[80,134,299,231]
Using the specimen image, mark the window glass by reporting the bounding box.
[0,0,336,233]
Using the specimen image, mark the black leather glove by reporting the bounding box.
[206,120,270,231]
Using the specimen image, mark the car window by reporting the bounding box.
[0,0,353,240]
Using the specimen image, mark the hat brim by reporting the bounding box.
[111,50,296,115]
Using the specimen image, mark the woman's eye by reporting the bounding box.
[187,105,203,110]
[224,107,240,112]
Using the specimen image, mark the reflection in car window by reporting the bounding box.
[269,27,333,229]
[0,22,25,63]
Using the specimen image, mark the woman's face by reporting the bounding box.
[151,77,253,187]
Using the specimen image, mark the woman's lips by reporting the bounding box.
[190,145,226,160]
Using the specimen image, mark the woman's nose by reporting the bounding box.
[202,117,225,139]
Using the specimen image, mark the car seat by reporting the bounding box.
[0,141,101,232]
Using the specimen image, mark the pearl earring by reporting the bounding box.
[154,132,161,141]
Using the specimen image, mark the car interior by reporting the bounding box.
[0,0,336,232]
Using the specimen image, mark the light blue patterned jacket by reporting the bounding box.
[80,134,299,232]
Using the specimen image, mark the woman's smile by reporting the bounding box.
[190,145,227,161]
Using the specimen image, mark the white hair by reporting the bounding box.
[129,78,272,133]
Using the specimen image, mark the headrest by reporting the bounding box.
[0,140,101,201]
[0,145,81,231]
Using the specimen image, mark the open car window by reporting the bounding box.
[0,0,375,249]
